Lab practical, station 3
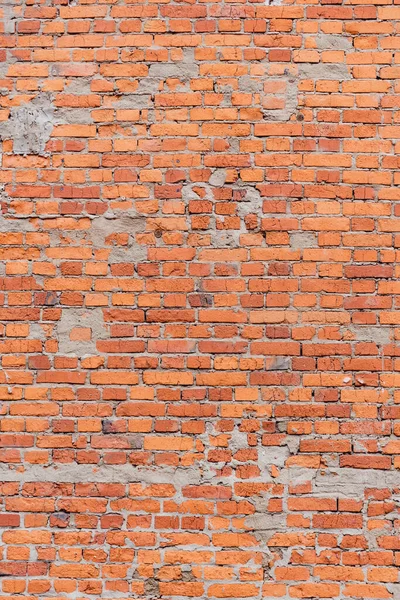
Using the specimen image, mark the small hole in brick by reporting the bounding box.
[155,229,163,238]
[296,113,304,121]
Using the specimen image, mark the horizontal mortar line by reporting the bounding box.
[0,464,397,490]
[0,463,205,484]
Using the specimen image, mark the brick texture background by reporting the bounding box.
[1,0,400,597]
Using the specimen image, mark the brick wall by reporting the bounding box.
[0,0,400,597]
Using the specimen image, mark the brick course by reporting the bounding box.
[1,0,400,597]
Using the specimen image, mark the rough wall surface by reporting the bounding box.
[1,0,400,598]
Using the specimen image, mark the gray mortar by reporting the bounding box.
[148,63,199,81]
[144,578,160,597]
[56,308,108,355]
[64,80,93,95]
[352,326,392,344]
[142,52,200,94]
[228,426,248,452]
[262,72,299,122]
[388,585,400,598]
[260,446,290,468]
[0,215,36,232]
[238,76,263,94]
[29,323,48,341]
[87,213,148,263]
[182,185,205,202]
[214,230,243,248]
[268,356,292,370]
[237,188,262,221]
[108,245,148,263]
[121,96,153,109]
[276,466,399,499]
[0,184,36,231]
[0,462,397,551]
[181,48,196,64]
[288,439,301,456]
[1,1,15,34]
[245,512,286,544]
[0,183,9,205]
[315,33,353,51]
[136,79,162,95]
[314,468,400,496]
[280,467,315,487]
[299,63,351,81]
[0,94,57,155]
[209,170,226,187]
[240,187,262,205]
[109,95,152,109]
[0,463,205,484]
[290,232,317,249]
[55,108,93,125]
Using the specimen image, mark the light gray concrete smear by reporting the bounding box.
[238,76,263,93]
[109,95,152,109]
[314,468,398,495]
[0,463,204,484]
[299,63,351,81]
[279,466,397,497]
[87,213,148,262]
[182,184,205,202]
[148,63,199,81]
[147,49,198,84]
[0,215,36,232]
[315,33,353,51]
[291,232,317,249]
[57,308,108,355]
[64,79,92,95]
[241,187,262,204]
[268,356,292,370]
[260,446,290,468]
[209,170,226,187]
[245,513,286,543]
[0,94,56,155]
[1,1,15,34]
[136,79,162,95]
[353,326,392,344]
[55,107,93,125]
[263,74,299,122]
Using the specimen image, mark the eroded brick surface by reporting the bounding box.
[1,0,400,597]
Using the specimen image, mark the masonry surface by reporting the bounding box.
[1,0,400,598]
